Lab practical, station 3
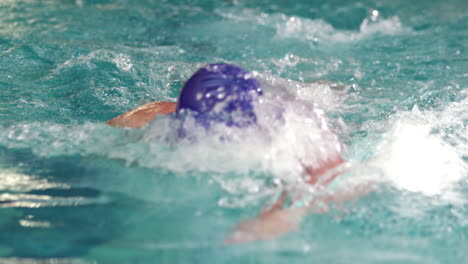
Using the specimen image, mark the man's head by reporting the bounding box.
[177,63,263,127]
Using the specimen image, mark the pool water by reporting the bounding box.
[0,0,467,263]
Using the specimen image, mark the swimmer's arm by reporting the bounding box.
[107,101,177,128]
[303,156,344,186]
[258,190,288,217]
[225,182,373,244]
[254,156,343,217]
[226,156,370,244]
[225,206,307,244]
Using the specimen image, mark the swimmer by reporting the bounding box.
[107,63,364,243]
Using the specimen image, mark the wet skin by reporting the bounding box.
[107,101,351,243]
[107,101,177,128]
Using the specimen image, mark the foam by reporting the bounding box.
[141,89,343,182]
[277,15,410,42]
[370,99,467,198]
[0,75,345,195]
[256,73,348,112]
[217,9,411,43]
[55,50,133,72]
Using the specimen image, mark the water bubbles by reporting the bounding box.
[359,16,407,36]
[350,83,360,91]
[370,9,380,22]
[209,64,219,71]
[217,92,226,100]
[371,104,466,197]
[220,9,412,43]
[354,69,363,79]
[273,53,302,68]
[93,86,132,107]
[112,53,133,71]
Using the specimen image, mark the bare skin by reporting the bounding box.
[107,101,177,128]
[224,155,346,244]
[225,178,373,244]
[107,101,361,243]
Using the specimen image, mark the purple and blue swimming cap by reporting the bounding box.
[176,63,263,128]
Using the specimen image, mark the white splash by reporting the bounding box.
[112,53,133,71]
[142,89,343,184]
[216,8,411,43]
[372,105,466,197]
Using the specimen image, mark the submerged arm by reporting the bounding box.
[225,155,377,244]
[225,178,373,244]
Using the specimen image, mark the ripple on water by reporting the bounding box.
[0,0,466,262]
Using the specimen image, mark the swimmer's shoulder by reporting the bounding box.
[107,101,177,128]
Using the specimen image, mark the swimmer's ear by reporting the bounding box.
[107,101,177,128]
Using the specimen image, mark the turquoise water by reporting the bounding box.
[0,0,467,263]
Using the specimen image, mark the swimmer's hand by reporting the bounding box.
[225,207,307,244]
[107,101,176,128]
[224,182,373,245]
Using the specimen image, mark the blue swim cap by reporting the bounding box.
[177,63,263,128]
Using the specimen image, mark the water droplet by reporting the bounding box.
[370,9,379,21]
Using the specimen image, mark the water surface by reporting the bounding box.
[0,0,466,263]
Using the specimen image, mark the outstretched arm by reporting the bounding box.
[225,178,373,244]
[225,155,377,244]
[107,101,177,128]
